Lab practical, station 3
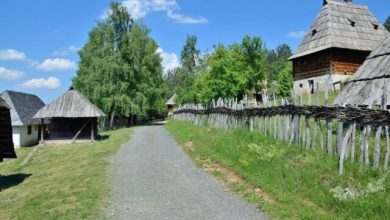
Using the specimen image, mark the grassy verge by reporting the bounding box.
[0,127,133,220]
[166,120,390,220]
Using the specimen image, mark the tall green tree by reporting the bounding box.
[73,1,165,128]
[181,35,200,72]
[384,16,390,32]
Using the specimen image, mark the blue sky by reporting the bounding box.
[0,0,389,103]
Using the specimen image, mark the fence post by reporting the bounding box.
[339,124,353,175]
[384,126,390,170]
[364,125,372,165]
[336,121,344,155]
[373,126,383,169]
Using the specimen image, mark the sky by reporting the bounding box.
[0,0,389,103]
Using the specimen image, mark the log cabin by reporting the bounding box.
[335,36,390,108]
[0,98,16,162]
[289,0,389,94]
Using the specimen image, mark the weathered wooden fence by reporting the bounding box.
[173,90,390,175]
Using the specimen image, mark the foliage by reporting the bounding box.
[73,2,165,124]
[0,127,133,219]
[195,36,268,104]
[384,16,390,32]
[166,120,390,220]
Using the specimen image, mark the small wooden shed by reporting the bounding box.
[335,36,390,108]
[289,0,389,94]
[166,94,176,116]
[33,88,106,144]
[0,98,17,161]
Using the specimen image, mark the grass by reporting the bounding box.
[0,127,133,220]
[166,120,390,220]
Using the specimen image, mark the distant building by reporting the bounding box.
[289,0,389,94]
[1,91,46,148]
[0,97,16,161]
[335,36,390,108]
[166,94,176,116]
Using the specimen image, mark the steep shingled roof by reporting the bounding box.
[0,90,45,126]
[0,97,10,109]
[166,94,176,105]
[335,36,390,106]
[34,89,106,118]
[290,0,389,60]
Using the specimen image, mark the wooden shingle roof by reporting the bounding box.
[0,97,9,109]
[1,90,45,126]
[165,94,176,105]
[335,36,390,106]
[34,89,106,119]
[290,0,389,60]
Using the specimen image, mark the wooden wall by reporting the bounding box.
[0,107,16,160]
[292,48,370,81]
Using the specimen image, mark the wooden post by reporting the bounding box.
[359,126,367,163]
[326,119,332,155]
[91,119,95,142]
[384,126,390,170]
[40,118,44,144]
[339,125,353,175]
[373,126,383,169]
[72,119,92,143]
[350,122,356,162]
[364,125,372,165]
[336,122,344,155]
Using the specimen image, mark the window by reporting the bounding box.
[312,29,317,36]
[373,23,379,30]
[300,83,303,88]
[308,80,314,94]
[28,125,32,135]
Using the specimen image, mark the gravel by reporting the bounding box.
[105,124,268,220]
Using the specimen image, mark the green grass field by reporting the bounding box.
[0,127,133,220]
[166,120,390,220]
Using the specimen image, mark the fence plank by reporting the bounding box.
[373,126,383,169]
[384,126,390,170]
[339,125,353,175]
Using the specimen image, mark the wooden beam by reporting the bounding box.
[72,119,92,143]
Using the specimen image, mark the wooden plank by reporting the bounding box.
[326,119,332,155]
[373,126,383,169]
[359,126,366,163]
[384,126,390,170]
[336,122,344,155]
[350,122,356,162]
[364,125,372,166]
[72,119,92,143]
[339,125,353,175]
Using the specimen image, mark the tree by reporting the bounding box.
[384,16,390,32]
[181,35,199,72]
[73,1,165,128]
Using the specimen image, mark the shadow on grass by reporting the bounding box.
[0,173,32,191]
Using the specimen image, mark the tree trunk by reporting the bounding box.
[110,106,116,129]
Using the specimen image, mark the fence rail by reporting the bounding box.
[173,94,390,175]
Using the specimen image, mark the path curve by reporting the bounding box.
[105,124,267,220]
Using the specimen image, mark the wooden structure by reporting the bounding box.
[289,0,389,94]
[166,94,176,116]
[335,36,390,107]
[33,88,106,144]
[0,98,16,162]
[1,90,46,147]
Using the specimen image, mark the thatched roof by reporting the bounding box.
[335,36,390,106]
[34,89,106,119]
[1,90,45,126]
[0,97,9,109]
[290,0,389,60]
[166,94,176,105]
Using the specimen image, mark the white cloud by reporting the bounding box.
[287,31,306,38]
[36,58,76,71]
[105,0,208,24]
[21,77,61,89]
[0,49,26,60]
[53,45,80,57]
[0,67,24,79]
[157,47,179,73]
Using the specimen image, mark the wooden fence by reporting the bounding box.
[173,89,390,175]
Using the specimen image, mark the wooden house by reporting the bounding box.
[0,98,16,162]
[166,94,176,116]
[335,36,390,108]
[33,88,106,144]
[289,0,389,94]
[1,90,46,147]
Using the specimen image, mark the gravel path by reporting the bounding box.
[105,124,267,220]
